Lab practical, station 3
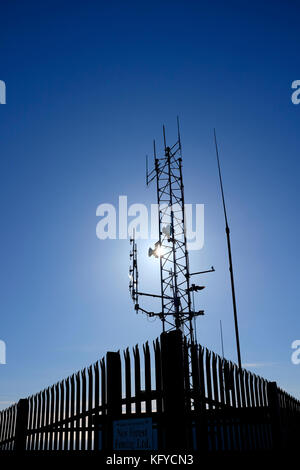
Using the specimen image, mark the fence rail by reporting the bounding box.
[0,331,299,453]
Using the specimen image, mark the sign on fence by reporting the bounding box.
[113,418,153,450]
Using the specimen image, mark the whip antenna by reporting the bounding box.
[214,129,242,370]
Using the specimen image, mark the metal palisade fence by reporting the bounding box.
[0,331,299,453]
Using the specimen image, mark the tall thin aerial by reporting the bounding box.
[129,119,214,346]
[214,129,242,369]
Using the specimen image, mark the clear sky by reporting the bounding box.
[0,0,299,408]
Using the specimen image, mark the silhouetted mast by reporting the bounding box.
[214,129,242,370]
[130,119,214,347]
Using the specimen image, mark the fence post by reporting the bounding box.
[267,381,282,451]
[104,351,122,450]
[15,398,29,452]
[161,330,188,450]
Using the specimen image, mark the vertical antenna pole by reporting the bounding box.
[220,320,224,359]
[163,125,167,148]
[165,131,180,330]
[154,139,165,332]
[178,157,193,341]
[177,116,182,155]
[214,129,242,370]
[193,290,197,344]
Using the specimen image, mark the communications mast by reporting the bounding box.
[129,119,214,345]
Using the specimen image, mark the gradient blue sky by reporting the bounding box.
[0,0,299,408]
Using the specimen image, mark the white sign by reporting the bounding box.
[113,417,153,450]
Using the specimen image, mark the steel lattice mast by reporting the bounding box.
[129,119,214,346]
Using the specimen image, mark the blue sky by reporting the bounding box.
[0,0,299,408]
